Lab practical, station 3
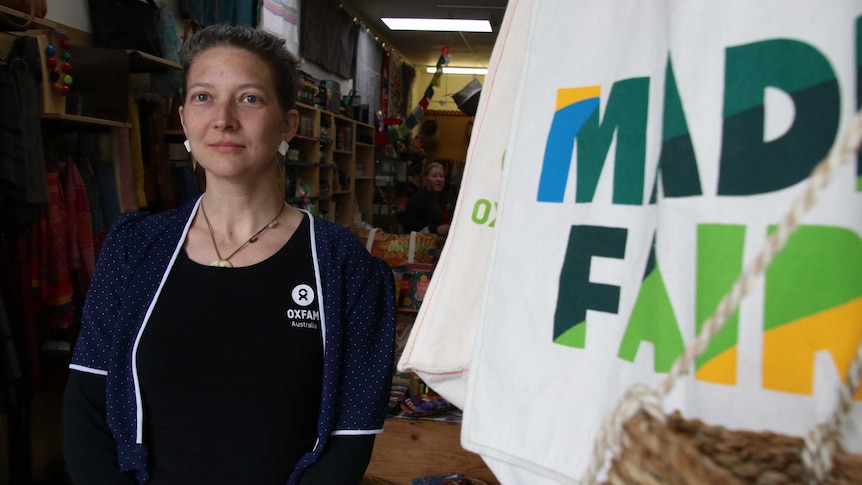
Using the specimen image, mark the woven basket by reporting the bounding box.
[605,411,862,485]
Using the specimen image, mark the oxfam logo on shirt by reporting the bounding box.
[291,284,314,307]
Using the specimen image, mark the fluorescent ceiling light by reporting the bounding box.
[382,18,492,32]
[426,66,488,75]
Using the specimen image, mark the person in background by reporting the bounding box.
[402,161,451,236]
[63,25,395,485]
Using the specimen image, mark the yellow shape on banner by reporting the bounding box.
[762,295,862,399]
[555,85,601,111]
[695,346,737,385]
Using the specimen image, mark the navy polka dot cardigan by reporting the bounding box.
[68,197,396,484]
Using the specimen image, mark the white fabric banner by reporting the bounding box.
[459,0,862,482]
[260,0,299,56]
[396,0,533,409]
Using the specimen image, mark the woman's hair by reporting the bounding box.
[180,25,301,112]
[422,161,444,179]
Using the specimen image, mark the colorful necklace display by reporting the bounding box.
[45,37,73,96]
[199,200,286,268]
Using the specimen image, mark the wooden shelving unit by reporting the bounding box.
[292,102,374,226]
[40,112,131,128]
[126,49,181,71]
[25,28,181,129]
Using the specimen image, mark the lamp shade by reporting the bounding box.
[453,78,482,116]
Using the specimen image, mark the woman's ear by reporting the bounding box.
[283,109,299,143]
[178,104,186,133]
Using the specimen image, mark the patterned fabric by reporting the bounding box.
[261,0,299,54]
[78,160,108,257]
[113,128,137,214]
[92,159,121,229]
[183,0,259,27]
[40,160,74,330]
[69,198,395,484]
[62,160,96,296]
[151,0,183,97]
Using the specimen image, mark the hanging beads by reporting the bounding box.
[46,37,73,96]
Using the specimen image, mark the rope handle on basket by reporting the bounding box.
[802,342,862,483]
[580,107,862,485]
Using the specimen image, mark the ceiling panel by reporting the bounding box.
[340,0,509,69]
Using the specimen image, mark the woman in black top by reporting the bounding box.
[402,162,451,236]
[62,25,394,485]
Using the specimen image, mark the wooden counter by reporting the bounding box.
[364,418,499,484]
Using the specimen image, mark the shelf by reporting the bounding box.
[126,50,182,72]
[356,176,373,181]
[356,142,374,148]
[41,113,131,128]
[0,5,56,29]
[291,99,373,226]
[165,129,184,136]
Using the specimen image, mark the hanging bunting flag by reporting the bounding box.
[386,47,449,147]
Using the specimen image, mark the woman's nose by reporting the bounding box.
[213,102,237,130]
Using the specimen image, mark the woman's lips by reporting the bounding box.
[210,142,244,153]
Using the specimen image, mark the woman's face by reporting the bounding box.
[179,46,297,180]
[424,166,446,192]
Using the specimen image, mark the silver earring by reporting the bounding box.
[183,140,191,152]
[277,140,289,156]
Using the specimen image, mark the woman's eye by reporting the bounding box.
[193,93,209,102]
[244,95,260,104]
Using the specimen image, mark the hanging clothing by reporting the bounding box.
[39,160,74,330]
[182,0,260,27]
[61,160,96,297]
[113,128,138,214]
[0,59,48,229]
[77,158,108,257]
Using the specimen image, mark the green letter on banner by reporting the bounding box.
[576,78,649,205]
[719,39,839,196]
[618,235,684,372]
[554,225,627,347]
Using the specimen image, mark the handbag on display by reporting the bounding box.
[86,0,163,57]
